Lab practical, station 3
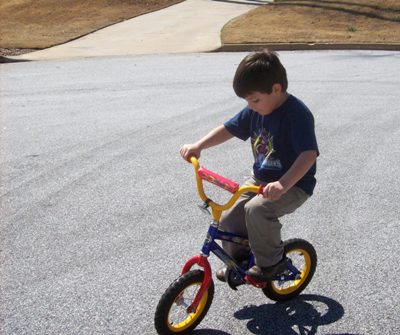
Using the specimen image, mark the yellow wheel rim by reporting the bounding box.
[271,248,311,295]
[167,282,208,332]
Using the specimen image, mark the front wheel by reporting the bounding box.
[262,238,317,302]
[154,270,214,335]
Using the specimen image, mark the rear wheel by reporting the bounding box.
[262,238,317,301]
[154,270,214,334]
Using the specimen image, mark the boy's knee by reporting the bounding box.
[244,199,275,224]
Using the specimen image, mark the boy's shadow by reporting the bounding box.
[234,294,348,335]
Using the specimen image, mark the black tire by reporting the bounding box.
[154,270,214,335]
[262,238,317,302]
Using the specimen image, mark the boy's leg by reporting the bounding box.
[244,186,309,268]
[219,177,257,260]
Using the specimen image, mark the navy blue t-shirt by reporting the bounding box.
[224,95,319,195]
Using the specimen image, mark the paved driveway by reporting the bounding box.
[1,51,399,334]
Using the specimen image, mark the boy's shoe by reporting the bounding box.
[246,257,288,282]
[216,256,250,283]
[216,267,227,282]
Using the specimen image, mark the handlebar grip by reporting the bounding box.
[190,156,199,164]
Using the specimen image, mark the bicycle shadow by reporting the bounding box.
[234,294,348,335]
[193,294,357,335]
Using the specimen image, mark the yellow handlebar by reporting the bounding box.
[189,156,261,221]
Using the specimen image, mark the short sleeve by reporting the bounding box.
[289,107,319,155]
[224,107,253,141]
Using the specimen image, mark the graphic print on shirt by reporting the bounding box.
[252,129,282,171]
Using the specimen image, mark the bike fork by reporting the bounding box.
[180,254,212,313]
[179,221,219,313]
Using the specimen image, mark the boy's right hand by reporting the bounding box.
[179,125,232,162]
[180,143,201,162]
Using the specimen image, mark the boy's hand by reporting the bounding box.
[180,144,201,162]
[179,125,233,162]
[262,181,286,201]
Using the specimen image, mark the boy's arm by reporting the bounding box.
[263,150,318,200]
[180,125,234,161]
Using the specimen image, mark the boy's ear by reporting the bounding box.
[272,83,282,94]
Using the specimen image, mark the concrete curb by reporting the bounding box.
[2,44,399,64]
[0,56,31,64]
[216,43,400,52]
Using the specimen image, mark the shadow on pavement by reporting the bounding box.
[193,330,232,335]
[0,56,30,64]
[233,294,350,335]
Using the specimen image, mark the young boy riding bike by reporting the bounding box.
[180,50,319,282]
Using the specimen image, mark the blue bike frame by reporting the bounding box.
[201,221,301,282]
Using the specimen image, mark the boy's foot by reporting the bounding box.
[216,256,249,283]
[246,257,288,282]
[216,267,227,282]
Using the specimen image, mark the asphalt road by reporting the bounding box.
[1,51,399,335]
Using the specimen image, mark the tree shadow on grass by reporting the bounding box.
[274,0,400,13]
[272,0,400,23]
[212,0,271,7]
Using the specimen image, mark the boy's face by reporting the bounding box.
[245,84,285,115]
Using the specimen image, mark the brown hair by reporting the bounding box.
[233,50,288,98]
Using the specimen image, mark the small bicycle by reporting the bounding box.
[154,157,317,335]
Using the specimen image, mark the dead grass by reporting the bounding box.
[222,0,400,44]
[0,0,183,49]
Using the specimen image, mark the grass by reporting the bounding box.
[221,0,400,45]
[347,26,358,33]
[0,0,183,53]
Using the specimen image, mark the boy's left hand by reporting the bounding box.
[262,181,286,201]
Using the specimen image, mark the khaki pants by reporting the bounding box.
[219,176,309,267]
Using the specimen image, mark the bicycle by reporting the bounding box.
[154,157,317,335]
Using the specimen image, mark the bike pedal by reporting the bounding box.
[225,269,245,291]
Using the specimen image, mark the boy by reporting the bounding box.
[180,50,319,282]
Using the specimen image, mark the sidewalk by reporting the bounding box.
[11,0,271,61]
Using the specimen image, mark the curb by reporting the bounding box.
[0,56,31,64]
[216,43,400,52]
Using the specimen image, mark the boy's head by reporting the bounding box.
[233,50,288,97]
[233,50,288,115]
